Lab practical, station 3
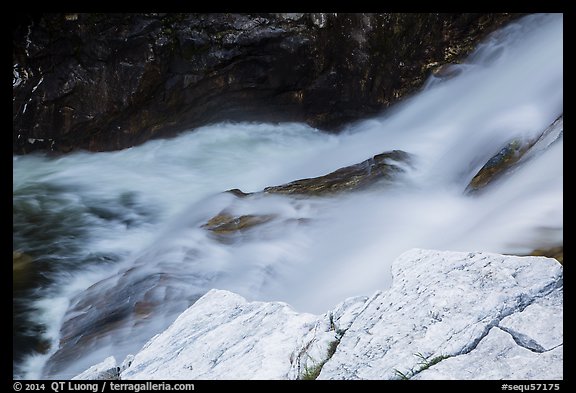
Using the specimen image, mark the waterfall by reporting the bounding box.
[13,13,562,379]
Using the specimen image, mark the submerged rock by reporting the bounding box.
[13,13,520,154]
[13,251,33,288]
[13,249,54,368]
[75,248,562,380]
[42,269,204,378]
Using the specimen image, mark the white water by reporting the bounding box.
[13,13,562,379]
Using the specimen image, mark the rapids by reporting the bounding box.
[13,13,562,379]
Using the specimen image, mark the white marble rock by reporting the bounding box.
[72,248,562,380]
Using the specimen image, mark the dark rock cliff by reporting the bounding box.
[13,13,521,154]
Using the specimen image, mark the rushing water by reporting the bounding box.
[13,13,562,379]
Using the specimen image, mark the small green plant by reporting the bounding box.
[300,339,341,380]
[301,362,324,380]
[328,312,336,331]
[414,352,449,372]
[393,368,412,380]
[394,352,450,380]
[327,340,339,358]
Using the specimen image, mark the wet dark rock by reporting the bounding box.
[13,250,55,372]
[466,115,563,193]
[13,251,33,291]
[467,139,526,192]
[527,246,563,265]
[430,63,464,80]
[203,150,411,237]
[264,150,410,196]
[13,13,521,154]
[225,188,252,198]
[203,213,276,235]
[13,250,33,270]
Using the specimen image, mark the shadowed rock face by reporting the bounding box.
[13,13,521,154]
